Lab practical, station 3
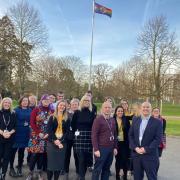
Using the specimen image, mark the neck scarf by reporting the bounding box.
[55,114,64,139]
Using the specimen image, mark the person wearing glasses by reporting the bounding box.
[26,94,54,180]
[71,95,96,180]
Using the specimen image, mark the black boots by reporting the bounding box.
[16,167,23,177]
[0,174,5,180]
[9,168,17,177]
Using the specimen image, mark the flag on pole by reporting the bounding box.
[94,2,112,18]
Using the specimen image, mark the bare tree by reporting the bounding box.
[8,0,48,95]
[93,63,113,101]
[138,16,180,107]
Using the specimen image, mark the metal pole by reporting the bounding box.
[88,0,95,90]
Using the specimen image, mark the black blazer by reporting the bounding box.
[0,109,17,142]
[115,115,130,146]
[129,116,162,159]
[47,115,70,143]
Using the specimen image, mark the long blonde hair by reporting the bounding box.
[54,100,68,121]
[0,97,13,112]
[79,95,92,111]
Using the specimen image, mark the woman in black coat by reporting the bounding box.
[71,95,96,180]
[0,97,16,180]
[114,105,130,180]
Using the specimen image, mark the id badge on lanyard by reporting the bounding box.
[105,119,114,141]
[24,121,29,127]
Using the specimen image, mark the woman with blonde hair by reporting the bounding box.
[71,95,96,180]
[0,97,16,180]
[46,100,70,180]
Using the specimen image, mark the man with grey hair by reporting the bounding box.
[129,101,162,180]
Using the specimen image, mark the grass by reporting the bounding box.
[166,119,180,136]
[95,102,180,116]
[162,104,180,116]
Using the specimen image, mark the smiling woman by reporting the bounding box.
[71,95,96,180]
[26,94,54,180]
[0,97,17,180]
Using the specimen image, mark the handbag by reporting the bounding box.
[162,133,166,149]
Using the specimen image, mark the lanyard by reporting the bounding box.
[3,114,11,130]
[105,118,114,137]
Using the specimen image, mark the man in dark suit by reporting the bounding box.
[129,101,162,180]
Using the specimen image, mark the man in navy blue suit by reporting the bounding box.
[129,101,162,180]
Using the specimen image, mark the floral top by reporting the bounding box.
[27,106,54,153]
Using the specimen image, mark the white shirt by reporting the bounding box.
[139,115,150,145]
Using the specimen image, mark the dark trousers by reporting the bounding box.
[29,153,44,171]
[64,140,79,174]
[42,152,47,171]
[115,142,129,180]
[92,147,113,180]
[27,152,31,164]
[0,141,12,175]
[10,147,25,169]
[87,151,93,167]
[133,156,158,180]
[47,170,60,180]
[76,151,92,179]
[157,148,163,174]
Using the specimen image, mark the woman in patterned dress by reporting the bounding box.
[26,94,54,180]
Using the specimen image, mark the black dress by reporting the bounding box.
[46,116,70,171]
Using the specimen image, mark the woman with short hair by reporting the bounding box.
[0,97,16,180]
[9,96,32,177]
[28,95,37,110]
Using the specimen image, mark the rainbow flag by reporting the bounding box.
[94,2,112,18]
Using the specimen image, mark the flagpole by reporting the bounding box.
[88,0,95,90]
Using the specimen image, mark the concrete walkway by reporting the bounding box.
[6,137,180,180]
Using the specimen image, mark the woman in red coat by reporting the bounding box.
[26,94,54,180]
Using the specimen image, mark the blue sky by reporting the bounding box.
[0,0,180,66]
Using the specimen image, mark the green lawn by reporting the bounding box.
[166,119,180,136]
[162,104,180,116]
[95,102,180,116]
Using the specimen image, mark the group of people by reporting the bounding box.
[0,91,166,180]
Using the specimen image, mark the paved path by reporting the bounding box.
[6,137,180,180]
[164,116,180,120]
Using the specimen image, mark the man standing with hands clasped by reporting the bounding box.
[91,101,117,180]
[129,101,162,180]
